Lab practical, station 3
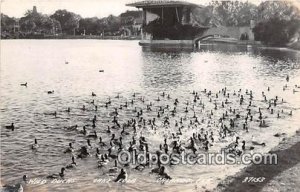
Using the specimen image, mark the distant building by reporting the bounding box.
[132,18,143,36]
[126,1,257,47]
[33,6,37,14]
[126,0,208,47]
[13,19,20,33]
[120,10,143,37]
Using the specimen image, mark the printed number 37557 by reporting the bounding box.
[242,177,265,183]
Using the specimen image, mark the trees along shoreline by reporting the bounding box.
[1,1,300,49]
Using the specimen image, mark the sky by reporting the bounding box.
[0,0,297,19]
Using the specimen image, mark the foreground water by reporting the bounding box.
[1,40,300,191]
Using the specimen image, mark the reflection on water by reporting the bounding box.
[1,40,300,191]
[199,43,251,53]
[141,51,194,89]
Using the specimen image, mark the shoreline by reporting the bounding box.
[0,35,141,41]
[1,38,299,51]
[215,130,300,192]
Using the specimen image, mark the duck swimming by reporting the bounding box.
[2,87,294,185]
[96,148,102,159]
[66,107,71,113]
[99,137,106,147]
[31,138,39,150]
[47,167,65,179]
[151,164,161,174]
[158,166,171,180]
[23,175,27,183]
[77,146,90,159]
[225,136,240,152]
[65,156,77,169]
[80,126,87,135]
[5,123,15,131]
[114,168,127,182]
[106,126,111,134]
[121,127,129,135]
[98,154,109,168]
[241,140,254,151]
[64,143,74,153]
[86,139,93,148]
[108,148,118,159]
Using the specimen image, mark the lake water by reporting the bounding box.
[1,40,300,192]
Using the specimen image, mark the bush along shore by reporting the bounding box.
[0,33,141,40]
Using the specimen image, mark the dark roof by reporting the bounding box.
[126,0,204,8]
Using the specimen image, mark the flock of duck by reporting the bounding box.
[2,75,299,191]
